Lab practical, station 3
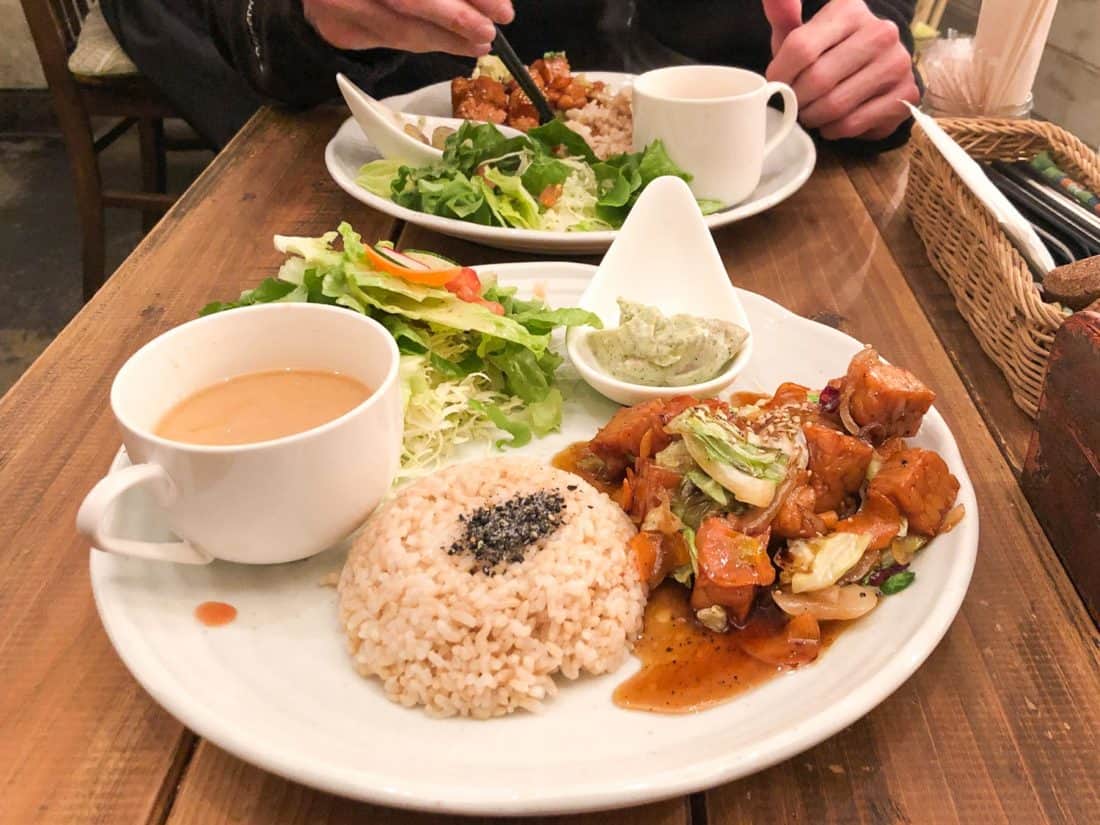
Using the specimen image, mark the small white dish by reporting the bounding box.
[89,261,978,815]
[324,73,817,255]
[567,176,753,405]
[336,73,522,166]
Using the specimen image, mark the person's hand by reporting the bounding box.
[303,0,514,56]
[762,0,919,141]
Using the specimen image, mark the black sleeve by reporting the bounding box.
[864,0,917,51]
[200,0,408,106]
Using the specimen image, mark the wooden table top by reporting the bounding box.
[1,106,1097,825]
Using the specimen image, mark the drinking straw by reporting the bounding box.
[973,0,1057,109]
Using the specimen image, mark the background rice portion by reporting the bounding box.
[338,457,644,718]
[564,87,634,160]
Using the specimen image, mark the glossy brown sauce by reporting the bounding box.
[615,583,847,713]
[195,601,237,627]
[551,441,619,496]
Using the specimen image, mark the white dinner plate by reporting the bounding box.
[90,262,977,815]
[324,73,817,254]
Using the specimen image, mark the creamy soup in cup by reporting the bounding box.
[77,303,402,564]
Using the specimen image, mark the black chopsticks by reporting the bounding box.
[491,26,555,125]
[984,162,1100,265]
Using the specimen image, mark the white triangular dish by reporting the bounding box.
[336,73,522,167]
[566,176,754,405]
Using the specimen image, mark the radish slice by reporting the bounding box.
[372,243,430,271]
[403,249,459,270]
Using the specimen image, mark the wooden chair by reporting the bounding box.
[20,0,203,300]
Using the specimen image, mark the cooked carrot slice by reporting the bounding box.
[696,518,775,588]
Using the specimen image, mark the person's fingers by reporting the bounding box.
[310,0,491,54]
[765,0,866,83]
[817,80,920,140]
[762,0,804,55]
[765,0,864,83]
[798,43,910,128]
[466,0,514,24]
[382,0,496,44]
[790,17,896,106]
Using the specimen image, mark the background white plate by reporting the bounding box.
[90,263,977,815]
[325,73,817,254]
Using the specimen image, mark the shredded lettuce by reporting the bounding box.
[200,222,597,477]
[398,355,520,478]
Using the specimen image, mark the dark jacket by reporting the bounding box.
[102,0,916,150]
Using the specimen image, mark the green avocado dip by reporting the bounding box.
[587,299,749,387]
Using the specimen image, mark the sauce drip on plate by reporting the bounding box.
[614,583,847,713]
[195,601,237,627]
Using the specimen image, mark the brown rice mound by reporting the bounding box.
[564,86,634,160]
[338,457,644,718]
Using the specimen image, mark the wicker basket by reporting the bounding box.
[906,118,1100,417]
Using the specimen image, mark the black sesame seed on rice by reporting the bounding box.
[449,489,566,575]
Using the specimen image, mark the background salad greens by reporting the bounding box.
[201,222,600,477]
[358,121,724,231]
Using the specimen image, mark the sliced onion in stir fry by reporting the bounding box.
[732,446,806,534]
[939,503,966,534]
[838,382,860,436]
[837,548,882,585]
[772,584,879,621]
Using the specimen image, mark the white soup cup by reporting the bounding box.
[632,65,799,207]
[77,303,402,565]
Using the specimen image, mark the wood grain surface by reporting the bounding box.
[1,106,1097,825]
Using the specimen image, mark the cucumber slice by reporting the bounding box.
[403,249,460,271]
[372,243,429,270]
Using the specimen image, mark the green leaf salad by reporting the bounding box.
[201,222,601,478]
[357,121,724,232]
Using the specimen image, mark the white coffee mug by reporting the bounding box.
[77,303,402,565]
[632,65,799,207]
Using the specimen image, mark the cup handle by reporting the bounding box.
[77,463,214,564]
[761,81,799,158]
